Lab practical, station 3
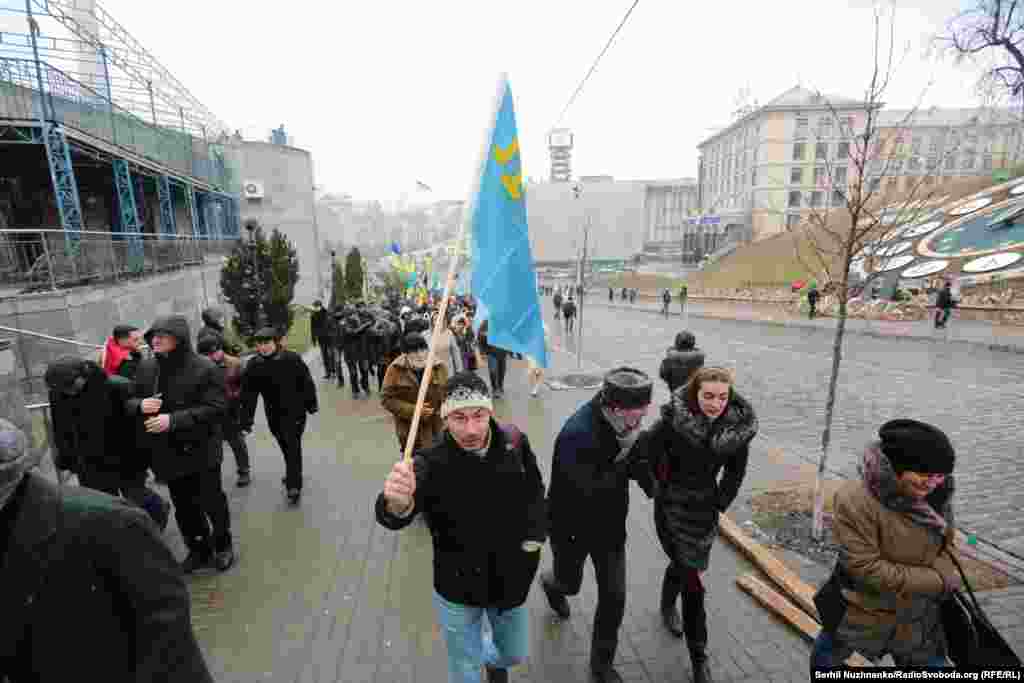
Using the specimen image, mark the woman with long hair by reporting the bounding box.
[635,367,758,683]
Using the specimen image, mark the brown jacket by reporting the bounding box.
[381,355,449,451]
[833,479,958,632]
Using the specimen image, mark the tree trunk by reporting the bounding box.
[812,284,848,541]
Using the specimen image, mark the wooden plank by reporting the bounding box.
[719,514,820,620]
[736,574,872,668]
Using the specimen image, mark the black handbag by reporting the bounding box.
[941,550,1022,668]
[813,564,849,633]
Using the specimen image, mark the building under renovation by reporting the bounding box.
[0,0,241,297]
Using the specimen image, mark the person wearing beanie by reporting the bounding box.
[381,332,449,453]
[541,367,657,683]
[0,418,214,682]
[125,315,233,573]
[240,327,318,505]
[658,331,706,393]
[634,367,758,683]
[376,372,548,683]
[197,336,251,487]
[811,419,960,670]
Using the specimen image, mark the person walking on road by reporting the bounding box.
[341,304,374,398]
[0,419,215,682]
[810,419,960,670]
[553,290,563,322]
[934,282,957,329]
[381,332,449,453]
[608,287,614,302]
[478,320,510,398]
[634,367,758,683]
[661,289,672,318]
[240,327,318,505]
[658,331,705,394]
[197,336,251,487]
[562,294,577,334]
[127,315,234,573]
[310,300,336,380]
[807,282,821,320]
[376,372,548,683]
[541,368,657,683]
[678,284,688,314]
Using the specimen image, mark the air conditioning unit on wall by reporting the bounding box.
[243,181,265,199]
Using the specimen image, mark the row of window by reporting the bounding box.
[795,115,858,140]
[793,141,851,161]
[788,190,846,209]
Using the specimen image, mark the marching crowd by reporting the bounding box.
[0,289,995,682]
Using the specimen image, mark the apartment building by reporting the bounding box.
[697,86,1024,242]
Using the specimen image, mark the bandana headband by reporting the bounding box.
[440,385,494,419]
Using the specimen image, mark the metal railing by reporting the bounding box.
[0,228,235,294]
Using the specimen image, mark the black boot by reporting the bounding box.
[589,638,623,683]
[484,666,509,683]
[539,571,570,620]
[181,537,213,574]
[660,567,683,638]
[682,589,713,683]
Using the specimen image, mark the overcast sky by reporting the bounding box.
[11,0,995,200]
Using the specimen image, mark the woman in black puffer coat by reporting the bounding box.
[658,331,705,393]
[634,367,758,683]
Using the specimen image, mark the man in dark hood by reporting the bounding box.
[0,419,214,682]
[658,331,706,393]
[240,327,318,504]
[310,300,337,380]
[198,307,241,356]
[126,315,234,573]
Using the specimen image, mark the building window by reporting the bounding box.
[926,156,939,171]
[944,154,956,170]
[791,167,804,184]
[786,213,801,228]
[816,143,828,160]
[911,138,923,156]
[814,167,827,186]
[834,167,847,185]
[793,143,805,161]
[751,169,757,186]
[796,117,808,139]
[818,117,833,138]
[810,191,823,208]
[962,155,975,170]
[837,142,850,160]
[908,157,921,172]
[841,116,855,136]
[788,191,802,208]
[832,190,844,207]
[870,178,881,192]
[888,177,899,192]
[890,158,904,173]
[982,155,992,170]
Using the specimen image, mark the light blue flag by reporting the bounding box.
[469,77,547,368]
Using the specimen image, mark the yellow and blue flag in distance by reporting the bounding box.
[470,77,547,368]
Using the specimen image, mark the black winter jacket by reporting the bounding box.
[340,314,373,363]
[635,390,757,570]
[375,421,547,609]
[239,349,318,429]
[0,473,212,682]
[48,361,137,474]
[547,398,655,548]
[658,348,705,393]
[125,315,226,482]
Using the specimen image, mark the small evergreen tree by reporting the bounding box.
[265,228,300,335]
[344,247,365,301]
[330,253,346,310]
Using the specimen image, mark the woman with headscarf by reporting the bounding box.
[634,367,758,683]
[811,419,959,669]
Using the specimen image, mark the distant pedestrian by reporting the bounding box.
[661,289,671,317]
[678,284,688,314]
[553,290,563,321]
[0,419,214,682]
[376,372,547,683]
[635,367,757,683]
[621,287,628,302]
[310,300,336,379]
[609,287,614,302]
[240,327,318,505]
[562,295,577,334]
[658,331,705,394]
[807,283,821,320]
[934,282,956,329]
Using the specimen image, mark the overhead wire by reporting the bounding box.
[553,0,641,128]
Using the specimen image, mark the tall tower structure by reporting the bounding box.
[548,128,573,183]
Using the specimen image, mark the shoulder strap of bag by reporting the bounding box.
[945,548,982,613]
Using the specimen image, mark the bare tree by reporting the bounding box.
[784,9,955,541]
[938,0,1024,111]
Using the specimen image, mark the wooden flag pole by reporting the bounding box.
[401,73,508,464]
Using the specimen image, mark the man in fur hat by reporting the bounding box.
[541,367,657,683]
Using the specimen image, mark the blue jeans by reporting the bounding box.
[811,630,947,671]
[432,591,529,683]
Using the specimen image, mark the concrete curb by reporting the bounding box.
[588,301,1024,355]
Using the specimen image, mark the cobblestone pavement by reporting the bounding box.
[568,298,1024,558]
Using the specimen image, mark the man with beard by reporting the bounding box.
[0,419,213,682]
[126,316,233,573]
[340,303,374,398]
[240,327,318,504]
[381,333,449,453]
[540,367,657,683]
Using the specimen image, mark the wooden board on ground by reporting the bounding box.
[736,574,872,668]
[720,513,820,620]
